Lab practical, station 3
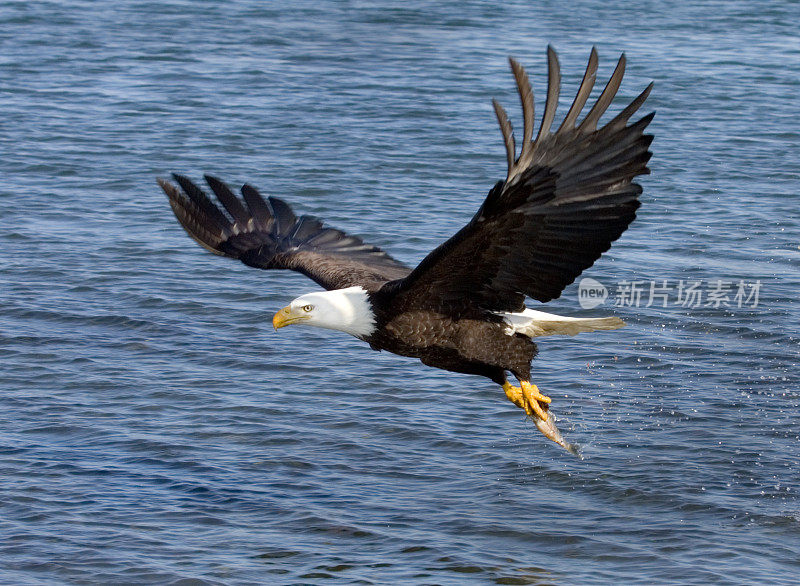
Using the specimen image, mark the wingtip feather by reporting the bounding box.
[492,98,516,175]
[509,57,534,159]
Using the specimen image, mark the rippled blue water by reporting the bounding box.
[1,1,799,583]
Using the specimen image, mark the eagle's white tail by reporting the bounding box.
[496,308,625,338]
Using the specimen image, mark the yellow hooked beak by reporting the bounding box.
[272,306,310,330]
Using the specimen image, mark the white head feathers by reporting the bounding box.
[288,286,376,338]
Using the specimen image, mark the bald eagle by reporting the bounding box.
[160,47,653,453]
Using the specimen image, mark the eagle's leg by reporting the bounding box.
[502,380,525,408]
[502,379,551,420]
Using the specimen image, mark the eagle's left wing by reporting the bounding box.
[161,174,411,291]
[383,47,654,314]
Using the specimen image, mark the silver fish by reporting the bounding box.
[534,411,581,457]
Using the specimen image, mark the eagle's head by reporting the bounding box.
[272,286,376,338]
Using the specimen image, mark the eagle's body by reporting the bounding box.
[372,296,535,387]
[161,47,653,453]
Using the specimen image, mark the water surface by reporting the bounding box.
[1,1,798,583]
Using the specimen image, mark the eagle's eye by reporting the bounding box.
[302,304,313,312]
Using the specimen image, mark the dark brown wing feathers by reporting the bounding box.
[389,47,654,313]
[161,174,410,291]
[163,47,652,314]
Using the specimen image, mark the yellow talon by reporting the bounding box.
[522,381,551,404]
[503,380,551,421]
[521,381,551,421]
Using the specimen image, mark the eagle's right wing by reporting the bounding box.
[161,174,411,291]
[383,47,654,314]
